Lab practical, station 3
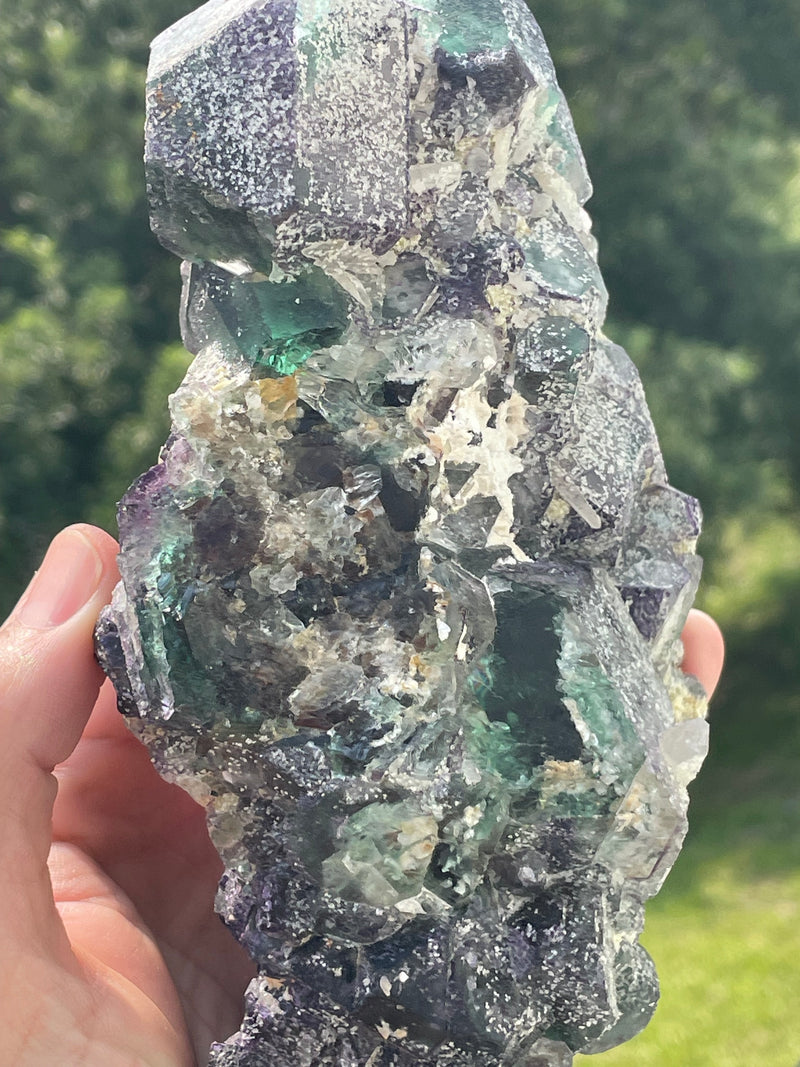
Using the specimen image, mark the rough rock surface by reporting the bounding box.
[95,1,709,1064]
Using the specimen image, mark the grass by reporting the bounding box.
[575,686,800,1067]
[576,841,800,1066]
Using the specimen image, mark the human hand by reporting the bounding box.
[0,525,723,1067]
[681,608,725,700]
[0,525,254,1067]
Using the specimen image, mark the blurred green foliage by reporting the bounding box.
[0,0,799,1061]
[0,0,192,599]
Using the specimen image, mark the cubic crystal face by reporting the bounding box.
[95,1,709,1064]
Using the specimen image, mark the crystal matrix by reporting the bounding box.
[96,2,709,1064]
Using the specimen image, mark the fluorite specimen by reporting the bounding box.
[95,1,710,1064]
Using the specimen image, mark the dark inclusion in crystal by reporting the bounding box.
[95,1,710,1064]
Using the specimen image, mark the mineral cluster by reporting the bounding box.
[95,1,710,1064]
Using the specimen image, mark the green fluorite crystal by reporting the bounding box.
[96,1,709,1064]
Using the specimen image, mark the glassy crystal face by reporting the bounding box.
[96,1,709,1064]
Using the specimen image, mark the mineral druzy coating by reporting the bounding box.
[96,2,710,1064]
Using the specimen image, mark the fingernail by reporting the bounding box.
[17,528,104,630]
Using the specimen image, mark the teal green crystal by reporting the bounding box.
[415,0,512,55]
[183,263,349,371]
[96,2,710,1065]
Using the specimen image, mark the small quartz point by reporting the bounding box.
[95,1,709,1064]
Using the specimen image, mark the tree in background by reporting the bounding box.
[534,0,800,794]
[2,3,800,1061]
[1,0,799,776]
[0,0,191,610]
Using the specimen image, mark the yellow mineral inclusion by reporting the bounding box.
[539,759,600,808]
[258,372,299,420]
[544,495,572,525]
[670,675,709,723]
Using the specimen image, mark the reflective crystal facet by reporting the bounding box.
[96,2,709,1063]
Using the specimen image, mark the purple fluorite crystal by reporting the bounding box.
[96,2,709,1064]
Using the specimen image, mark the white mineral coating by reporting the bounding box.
[96,1,709,1064]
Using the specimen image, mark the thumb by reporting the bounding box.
[0,524,119,949]
[681,608,725,700]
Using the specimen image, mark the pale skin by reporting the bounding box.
[0,524,725,1067]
